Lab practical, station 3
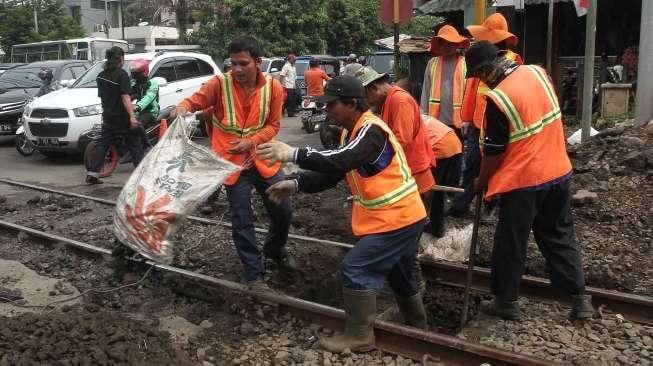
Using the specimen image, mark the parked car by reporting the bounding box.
[295,55,340,96]
[261,57,285,78]
[22,51,220,157]
[0,60,90,136]
[0,63,25,76]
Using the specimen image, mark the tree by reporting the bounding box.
[0,0,85,54]
[402,15,444,37]
[324,0,387,56]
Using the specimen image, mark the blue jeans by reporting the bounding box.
[226,169,292,281]
[451,127,480,214]
[342,219,425,297]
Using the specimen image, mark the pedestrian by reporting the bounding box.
[85,46,143,185]
[355,66,435,199]
[466,41,594,321]
[304,58,331,97]
[171,36,296,290]
[279,53,299,117]
[343,53,362,76]
[257,75,428,352]
[422,115,462,237]
[129,58,159,148]
[449,12,524,217]
[421,25,470,135]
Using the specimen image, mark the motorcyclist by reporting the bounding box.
[129,59,159,148]
[36,69,56,97]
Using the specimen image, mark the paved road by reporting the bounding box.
[0,116,320,190]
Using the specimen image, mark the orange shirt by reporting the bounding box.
[178,72,283,146]
[434,131,462,159]
[304,67,329,96]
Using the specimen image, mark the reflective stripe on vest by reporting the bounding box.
[340,117,417,210]
[427,56,467,124]
[213,73,272,136]
[486,66,561,143]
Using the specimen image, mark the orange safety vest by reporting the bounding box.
[380,86,434,175]
[483,65,571,199]
[212,73,281,185]
[340,111,426,236]
[461,50,523,130]
[423,115,462,159]
[427,55,467,128]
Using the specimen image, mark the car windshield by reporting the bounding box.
[0,67,43,89]
[72,60,132,88]
[295,62,309,76]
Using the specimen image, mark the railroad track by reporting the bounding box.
[1,178,652,327]
[0,219,553,365]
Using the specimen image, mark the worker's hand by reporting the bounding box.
[130,116,139,129]
[170,106,188,120]
[460,122,471,137]
[228,138,254,154]
[265,180,297,205]
[257,140,296,165]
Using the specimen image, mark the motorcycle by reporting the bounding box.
[15,123,36,156]
[300,96,326,133]
[319,120,342,150]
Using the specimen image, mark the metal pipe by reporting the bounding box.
[580,0,597,142]
[635,0,653,126]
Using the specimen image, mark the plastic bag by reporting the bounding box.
[114,116,240,263]
[418,224,473,262]
[567,127,599,145]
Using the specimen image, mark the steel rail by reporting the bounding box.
[2,178,652,325]
[0,219,553,365]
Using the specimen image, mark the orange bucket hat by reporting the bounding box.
[467,13,518,47]
[430,25,471,55]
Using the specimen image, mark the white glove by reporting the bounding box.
[256,140,296,165]
[266,180,298,204]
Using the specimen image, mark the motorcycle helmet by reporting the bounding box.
[38,69,54,82]
[129,58,150,80]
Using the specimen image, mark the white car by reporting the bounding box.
[22,51,220,156]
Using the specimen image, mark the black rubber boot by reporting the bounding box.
[569,294,595,320]
[319,287,376,353]
[396,293,428,329]
[481,298,521,321]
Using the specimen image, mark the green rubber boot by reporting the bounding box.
[396,292,428,329]
[319,288,376,353]
[569,294,595,320]
[481,297,521,321]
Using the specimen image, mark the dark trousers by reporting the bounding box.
[226,169,292,281]
[428,153,462,235]
[87,124,144,177]
[491,180,586,301]
[451,127,480,214]
[342,219,425,297]
[136,112,156,148]
[284,88,299,116]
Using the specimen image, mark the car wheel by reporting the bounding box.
[15,134,36,156]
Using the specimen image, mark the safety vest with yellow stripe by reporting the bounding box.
[212,72,280,185]
[483,65,572,199]
[427,55,467,128]
[340,111,426,236]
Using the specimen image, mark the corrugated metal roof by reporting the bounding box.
[416,0,472,14]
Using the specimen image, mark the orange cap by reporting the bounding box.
[467,13,518,47]
[430,25,471,55]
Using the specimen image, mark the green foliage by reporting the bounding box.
[0,0,86,55]
[402,15,444,37]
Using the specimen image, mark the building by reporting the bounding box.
[64,0,128,35]
[91,26,184,52]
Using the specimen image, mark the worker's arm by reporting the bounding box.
[296,171,343,193]
[475,99,509,191]
[118,71,137,128]
[388,96,417,147]
[175,76,220,117]
[420,62,431,113]
[294,123,388,175]
[323,70,332,81]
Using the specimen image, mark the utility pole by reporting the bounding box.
[580,0,597,142]
[473,0,485,25]
[546,0,554,74]
[635,0,653,126]
[33,0,38,33]
[120,0,125,40]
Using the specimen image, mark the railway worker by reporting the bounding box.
[421,25,470,136]
[449,12,524,218]
[355,67,435,199]
[257,75,428,352]
[170,36,296,291]
[422,115,463,237]
[466,41,594,321]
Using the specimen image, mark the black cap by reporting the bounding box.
[316,75,366,103]
[465,41,500,78]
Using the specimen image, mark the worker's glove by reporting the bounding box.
[256,140,296,165]
[265,180,298,204]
